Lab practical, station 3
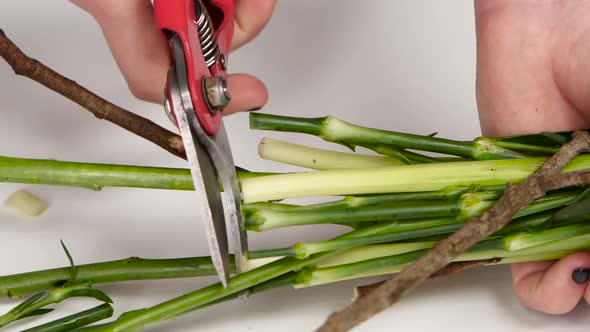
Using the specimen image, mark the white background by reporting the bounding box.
[0,1,589,331]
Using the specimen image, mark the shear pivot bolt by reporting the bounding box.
[203,76,231,112]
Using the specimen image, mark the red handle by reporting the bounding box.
[154,0,234,135]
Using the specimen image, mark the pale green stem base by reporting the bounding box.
[258,137,404,170]
[241,155,590,203]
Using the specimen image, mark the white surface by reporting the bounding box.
[0,1,589,331]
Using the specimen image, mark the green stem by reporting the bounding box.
[0,257,228,299]
[504,223,590,251]
[79,220,416,332]
[249,114,325,136]
[0,212,558,301]
[297,232,590,287]
[256,184,487,211]
[249,218,461,259]
[512,192,579,219]
[487,139,559,155]
[314,242,438,268]
[258,137,404,170]
[79,253,333,332]
[23,303,113,332]
[244,189,574,231]
[0,156,271,192]
[36,213,589,331]
[249,205,564,260]
[249,113,525,160]
[3,154,588,212]
[240,155,590,203]
[4,218,474,299]
[244,201,460,231]
[0,156,193,191]
[2,151,564,215]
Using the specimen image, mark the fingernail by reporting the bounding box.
[572,268,590,285]
[247,107,262,112]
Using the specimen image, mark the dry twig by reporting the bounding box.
[354,258,501,299]
[317,131,590,332]
[0,28,185,159]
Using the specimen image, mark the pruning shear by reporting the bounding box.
[153,0,247,288]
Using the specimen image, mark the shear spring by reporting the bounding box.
[195,1,221,67]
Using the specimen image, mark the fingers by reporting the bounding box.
[72,0,170,103]
[232,0,277,50]
[476,1,590,315]
[511,252,590,314]
[71,0,271,109]
[473,0,590,136]
[223,73,268,115]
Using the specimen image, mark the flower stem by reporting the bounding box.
[258,138,404,170]
[0,257,227,299]
[0,156,270,192]
[240,155,590,203]
[80,253,333,332]
[0,156,193,191]
[244,201,460,231]
[503,223,590,251]
[248,205,567,260]
[274,185,479,210]
[80,221,417,331]
[297,232,590,287]
[249,113,526,160]
[249,218,461,259]
[244,189,578,231]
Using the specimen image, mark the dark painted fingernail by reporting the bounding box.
[572,268,590,285]
[247,107,262,112]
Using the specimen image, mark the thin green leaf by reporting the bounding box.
[363,145,441,164]
[497,131,572,147]
[540,131,569,144]
[333,140,356,151]
[568,186,590,205]
[22,303,113,332]
[377,147,412,165]
[552,198,590,224]
[60,240,77,286]
[19,308,54,320]
[67,288,113,304]
[3,292,46,317]
[427,132,438,137]
[0,292,47,327]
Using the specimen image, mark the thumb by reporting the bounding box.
[512,252,590,314]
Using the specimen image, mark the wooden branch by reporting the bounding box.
[317,131,590,332]
[353,259,501,299]
[0,29,185,160]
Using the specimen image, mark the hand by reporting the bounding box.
[70,0,275,115]
[475,0,590,313]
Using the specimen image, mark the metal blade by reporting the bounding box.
[203,122,248,273]
[166,47,230,287]
[168,34,248,274]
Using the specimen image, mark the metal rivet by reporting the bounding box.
[203,76,231,112]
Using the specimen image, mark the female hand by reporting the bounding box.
[475,0,590,314]
[70,0,275,115]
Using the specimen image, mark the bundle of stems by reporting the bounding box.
[2,113,590,331]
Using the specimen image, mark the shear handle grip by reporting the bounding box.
[154,0,234,135]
